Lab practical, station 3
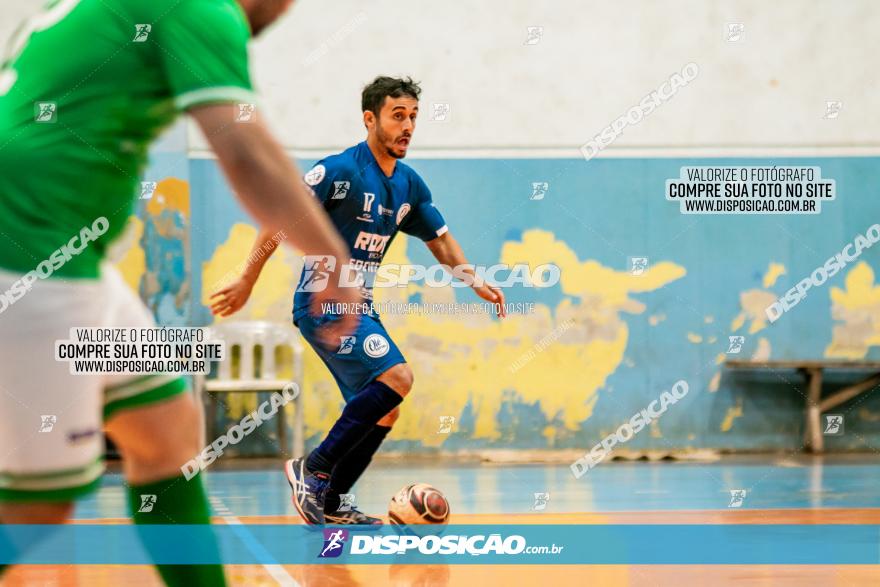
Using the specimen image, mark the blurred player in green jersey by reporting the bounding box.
[0,0,360,584]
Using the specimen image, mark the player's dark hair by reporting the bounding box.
[361,76,421,116]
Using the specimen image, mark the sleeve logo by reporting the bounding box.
[304,165,326,186]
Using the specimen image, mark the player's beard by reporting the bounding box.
[376,121,409,159]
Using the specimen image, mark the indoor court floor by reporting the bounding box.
[4,456,880,586]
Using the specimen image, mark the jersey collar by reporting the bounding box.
[358,141,397,179]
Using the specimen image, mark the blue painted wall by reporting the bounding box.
[182,155,880,452]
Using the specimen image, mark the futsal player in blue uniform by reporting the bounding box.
[211,76,506,524]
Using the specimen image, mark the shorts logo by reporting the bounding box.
[304,165,326,186]
[363,334,390,358]
[68,428,99,444]
[396,203,411,225]
[319,528,349,558]
[337,335,356,354]
[332,181,350,199]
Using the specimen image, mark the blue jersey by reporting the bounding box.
[293,142,448,320]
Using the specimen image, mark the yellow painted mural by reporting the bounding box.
[826,261,880,358]
[202,225,686,445]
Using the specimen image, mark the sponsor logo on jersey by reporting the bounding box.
[396,203,411,225]
[332,181,350,199]
[377,204,394,217]
[304,165,326,186]
[354,232,391,254]
[363,334,390,358]
[357,192,376,222]
[347,259,380,272]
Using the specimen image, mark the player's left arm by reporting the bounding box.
[400,174,507,318]
[424,232,507,318]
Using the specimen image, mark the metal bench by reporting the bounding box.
[725,360,880,453]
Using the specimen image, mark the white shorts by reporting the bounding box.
[0,264,187,501]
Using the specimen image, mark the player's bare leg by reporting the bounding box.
[0,502,73,524]
[376,363,414,399]
[105,393,227,586]
[376,406,401,428]
[105,393,201,484]
[0,501,74,579]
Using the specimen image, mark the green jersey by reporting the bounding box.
[0,0,255,278]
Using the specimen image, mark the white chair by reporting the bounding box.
[194,320,305,458]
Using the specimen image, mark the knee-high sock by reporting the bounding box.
[128,473,227,587]
[324,424,391,512]
[306,380,401,475]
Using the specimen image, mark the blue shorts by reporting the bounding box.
[295,312,406,402]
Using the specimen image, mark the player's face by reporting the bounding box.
[243,0,295,36]
[371,97,418,159]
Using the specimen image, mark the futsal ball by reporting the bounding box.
[388,483,450,525]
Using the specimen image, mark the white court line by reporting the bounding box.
[209,496,300,587]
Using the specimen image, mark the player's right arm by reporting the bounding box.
[209,226,280,317]
[158,0,360,337]
[193,108,360,340]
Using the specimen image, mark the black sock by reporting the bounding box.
[324,424,391,512]
[306,380,401,475]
